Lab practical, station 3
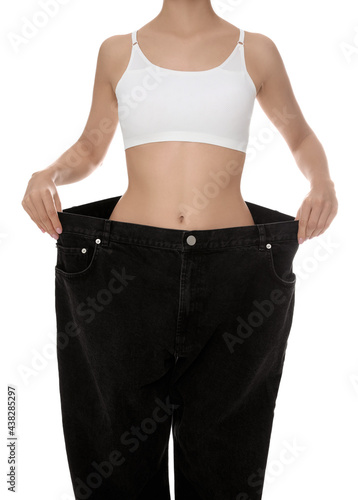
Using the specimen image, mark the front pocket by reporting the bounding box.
[55,233,101,278]
[263,240,299,287]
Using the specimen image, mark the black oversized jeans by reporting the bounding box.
[54,195,300,500]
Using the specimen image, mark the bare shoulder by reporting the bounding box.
[96,34,133,92]
[243,30,286,95]
[99,34,131,56]
[244,30,280,57]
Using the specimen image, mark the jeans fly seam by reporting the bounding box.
[175,251,188,357]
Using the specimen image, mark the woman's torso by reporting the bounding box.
[109,22,261,230]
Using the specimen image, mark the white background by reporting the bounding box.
[1,0,358,499]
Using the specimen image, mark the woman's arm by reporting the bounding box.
[22,36,122,238]
[248,33,338,243]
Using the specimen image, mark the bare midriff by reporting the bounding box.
[108,141,255,230]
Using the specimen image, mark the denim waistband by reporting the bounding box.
[57,195,299,251]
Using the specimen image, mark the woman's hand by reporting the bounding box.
[295,179,338,244]
[21,170,63,239]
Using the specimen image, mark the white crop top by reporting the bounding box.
[115,28,257,153]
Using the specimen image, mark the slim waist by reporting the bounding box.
[57,195,299,251]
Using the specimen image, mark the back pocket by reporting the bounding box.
[55,233,101,278]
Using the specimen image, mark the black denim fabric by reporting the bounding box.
[54,195,300,500]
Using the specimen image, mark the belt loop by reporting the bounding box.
[101,219,111,248]
[256,223,266,251]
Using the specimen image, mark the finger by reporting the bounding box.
[309,205,331,238]
[296,203,312,243]
[22,199,47,233]
[26,197,53,234]
[31,195,58,239]
[38,196,59,239]
[305,205,324,239]
[315,207,338,237]
[53,189,62,213]
[316,199,338,237]
[43,190,62,235]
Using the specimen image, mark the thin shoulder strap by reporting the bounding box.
[238,28,245,45]
[132,30,137,45]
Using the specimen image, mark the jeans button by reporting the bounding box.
[186,235,196,246]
